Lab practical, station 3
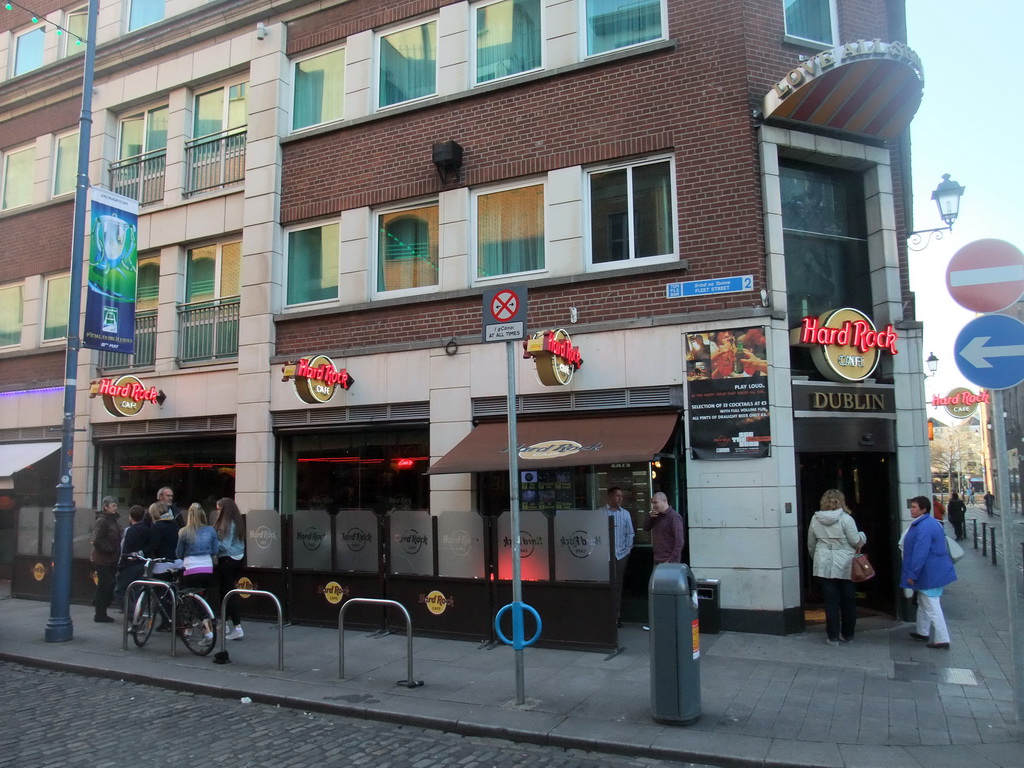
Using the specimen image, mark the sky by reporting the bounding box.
[903,1,1024,416]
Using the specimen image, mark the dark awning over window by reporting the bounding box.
[762,41,924,141]
[427,413,678,474]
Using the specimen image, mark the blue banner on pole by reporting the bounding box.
[83,189,139,353]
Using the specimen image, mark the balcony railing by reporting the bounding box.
[178,297,240,364]
[184,128,247,196]
[97,311,157,371]
[110,149,166,206]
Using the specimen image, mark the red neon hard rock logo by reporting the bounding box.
[282,354,354,404]
[799,316,898,355]
[89,375,159,418]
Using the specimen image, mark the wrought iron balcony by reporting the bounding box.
[184,128,247,196]
[109,149,166,206]
[177,297,240,364]
[97,311,157,371]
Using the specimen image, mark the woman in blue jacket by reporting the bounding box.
[901,496,957,649]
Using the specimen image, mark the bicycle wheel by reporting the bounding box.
[178,593,217,656]
[130,589,156,647]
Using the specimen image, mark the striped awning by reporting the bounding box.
[762,41,924,141]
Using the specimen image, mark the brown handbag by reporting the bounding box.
[850,550,876,582]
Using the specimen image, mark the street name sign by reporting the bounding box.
[482,287,527,342]
[667,275,753,298]
[954,314,1024,390]
[946,239,1024,313]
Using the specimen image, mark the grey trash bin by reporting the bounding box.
[649,562,700,725]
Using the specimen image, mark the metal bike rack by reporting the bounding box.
[219,589,285,671]
[338,598,423,688]
[122,580,178,656]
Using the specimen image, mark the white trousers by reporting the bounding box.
[916,592,950,644]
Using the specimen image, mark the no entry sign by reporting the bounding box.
[946,239,1024,313]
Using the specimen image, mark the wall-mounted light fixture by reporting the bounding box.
[255,22,268,41]
[432,140,463,185]
[908,174,966,251]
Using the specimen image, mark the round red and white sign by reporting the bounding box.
[946,239,1024,313]
[490,290,519,321]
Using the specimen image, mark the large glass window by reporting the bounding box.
[378,21,437,108]
[186,242,241,303]
[43,274,70,341]
[128,0,165,31]
[2,146,35,210]
[0,284,23,347]
[14,27,45,76]
[585,0,663,56]
[101,439,235,511]
[137,258,160,311]
[286,224,340,305]
[377,204,439,293]
[194,83,248,138]
[293,50,345,130]
[781,162,870,375]
[783,0,835,45]
[119,106,169,159]
[475,0,542,84]
[53,133,80,196]
[61,7,88,56]
[476,184,545,278]
[588,159,674,267]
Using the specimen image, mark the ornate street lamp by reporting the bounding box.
[908,174,966,251]
[925,351,939,378]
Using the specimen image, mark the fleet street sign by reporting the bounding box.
[667,275,753,298]
[946,239,1024,313]
[954,314,1024,390]
[482,287,527,342]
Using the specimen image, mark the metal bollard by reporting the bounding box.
[990,527,997,565]
[981,522,987,555]
[973,519,978,549]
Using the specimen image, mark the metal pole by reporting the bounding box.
[506,341,525,705]
[46,0,99,643]
[992,391,1024,724]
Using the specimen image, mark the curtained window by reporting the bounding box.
[379,22,437,108]
[54,133,80,197]
[783,0,834,45]
[2,146,35,210]
[475,0,542,84]
[476,185,545,278]
[0,285,23,347]
[377,205,439,292]
[186,242,241,303]
[293,50,345,130]
[585,0,663,56]
[287,225,340,305]
[43,275,71,341]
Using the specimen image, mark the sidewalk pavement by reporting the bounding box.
[2,515,1023,768]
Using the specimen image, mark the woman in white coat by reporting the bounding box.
[807,489,866,645]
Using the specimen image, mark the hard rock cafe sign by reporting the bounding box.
[522,329,583,386]
[933,387,988,420]
[281,355,354,404]
[89,375,161,417]
[793,308,898,383]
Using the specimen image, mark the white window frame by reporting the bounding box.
[184,241,242,304]
[372,199,441,299]
[375,17,439,111]
[579,0,667,59]
[471,178,548,284]
[284,221,341,309]
[192,80,249,138]
[117,104,169,159]
[13,24,46,77]
[1,144,36,211]
[53,131,80,198]
[127,0,165,32]
[0,283,25,349]
[60,6,88,57]
[42,273,71,343]
[782,0,838,48]
[471,0,545,86]
[290,47,345,132]
[583,155,678,273]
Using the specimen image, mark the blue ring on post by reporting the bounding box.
[494,601,542,650]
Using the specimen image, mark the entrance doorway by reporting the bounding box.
[798,452,897,619]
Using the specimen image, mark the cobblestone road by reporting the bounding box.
[0,662,705,768]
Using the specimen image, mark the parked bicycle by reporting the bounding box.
[126,556,218,656]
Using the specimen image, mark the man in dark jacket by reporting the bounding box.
[113,505,149,608]
[90,496,123,622]
[947,493,967,541]
[642,492,685,564]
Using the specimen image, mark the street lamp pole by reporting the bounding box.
[45,0,98,643]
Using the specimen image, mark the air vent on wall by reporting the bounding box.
[471,386,680,420]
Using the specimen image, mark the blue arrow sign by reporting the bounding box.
[954,314,1024,390]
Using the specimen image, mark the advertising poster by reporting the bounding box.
[83,188,140,353]
[686,326,771,459]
